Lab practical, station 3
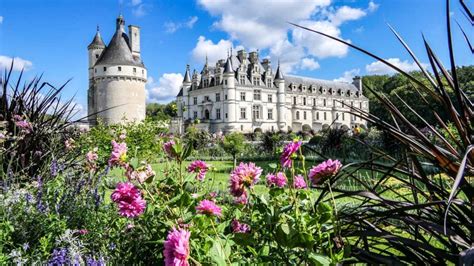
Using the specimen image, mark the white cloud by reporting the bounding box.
[0,16,3,24]
[329,6,367,26]
[0,55,33,72]
[191,36,244,64]
[300,58,320,70]
[146,73,184,103]
[334,68,360,82]
[131,0,142,6]
[165,16,198,33]
[365,58,426,75]
[197,0,378,73]
[368,1,379,12]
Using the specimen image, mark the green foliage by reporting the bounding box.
[146,102,177,121]
[221,132,246,166]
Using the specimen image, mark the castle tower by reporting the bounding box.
[222,56,236,129]
[177,65,191,118]
[274,62,286,131]
[87,15,147,125]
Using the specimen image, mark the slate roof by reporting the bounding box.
[285,75,359,92]
[95,30,144,67]
[88,30,105,49]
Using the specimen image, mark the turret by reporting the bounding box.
[223,56,236,123]
[87,26,105,71]
[275,62,286,131]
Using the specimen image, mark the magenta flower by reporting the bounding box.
[111,182,146,218]
[108,140,127,167]
[77,229,89,235]
[293,175,307,189]
[164,227,190,266]
[266,172,287,188]
[187,160,209,181]
[13,115,33,133]
[163,140,177,159]
[233,191,248,205]
[195,199,222,217]
[229,162,262,197]
[231,219,251,234]
[308,159,342,185]
[280,140,302,168]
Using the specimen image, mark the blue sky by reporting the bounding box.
[0,0,472,116]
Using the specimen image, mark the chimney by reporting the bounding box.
[128,25,141,58]
[352,76,362,93]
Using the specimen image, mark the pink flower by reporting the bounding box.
[280,140,302,168]
[308,159,342,185]
[108,140,127,167]
[127,164,155,183]
[119,130,127,140]
[266,172,287,188]
[111,182,146,218]
[209,192,218,198]
[86,149,98,163]
[64,138,75,151]
[195,199,222,217]
[163,140,177,159]
[229,162,262,197]
[187,160,209,181]
[13,115,33,133]
[293,175,307,189]
[233,191,248,205]
[231,219,251,233]
[164,227,190,266]
[77,229,89,235]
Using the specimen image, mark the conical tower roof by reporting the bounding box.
[88,26,105,49]
[183,64,191,83]
[275,61,284,80]
[224,56,234,74]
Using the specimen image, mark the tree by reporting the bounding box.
[146,101,177,121]
[221,132,246,167]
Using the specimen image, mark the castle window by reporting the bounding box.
[316,112,319,120]
[225,94,228,100]
[313,98,316,106]
[360,102,362,109]
[333,100,336,107]
[224,80,228,85]
[293,97,297,105]
[296,111,300,120]
[193,111,198,119]
[225,113,228,119]
[253,90,261,101]
[323,99,326,107]
[324,112,327,120]
[240,76,245,84]
[103,67,107,71]
[268,109,273,120]
[133,68,137,73]
[268,95,273,103]
[204,96,210,102]
[267,79,272,88]
[342,113,345,121]
[252,105,261,120]
[303,97,306,106]
[94,68,97,73]
[95,54,99,59]
[193,97,197,105]
[240,92,246,101]
[240,108,246,119]
[216,108,221,120]
[351,101,354,107]
[216,93,221,102]
[252,77,260,86]
[118,66,122,71]
[303,111,307,120]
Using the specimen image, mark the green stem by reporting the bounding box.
[210,219,231,265]
[189,255,201,266]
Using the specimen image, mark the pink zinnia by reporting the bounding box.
[108,140,127,167]
[163,140,177,159]
[293,175,307,189]
[280,140,302,168]
[308,159,342,185]
[111,182,146,218]
[231,219,251,233]
[164,227,190,266]
[187,160,209,181]
[195,199,222,217]
[233,191,248,205]
[229,162,262,197]
[86,149,98,163]
[266,172,287,188]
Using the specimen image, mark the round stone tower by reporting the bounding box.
[87,14,147,125]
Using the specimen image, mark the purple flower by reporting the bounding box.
[13,115,33,133]
[293,175,307,189]
[164,227,190,266]
[308,159,342,185]
[48,248,69,266]
[111,182,146,218]
[231,219,251,233]
[280,140,302,168]
[229,162,262,198]
[163,140,177,159]
[108,140,127,167]
[195,199,222,217]
[187,160,209,181]
[266,172,287,188]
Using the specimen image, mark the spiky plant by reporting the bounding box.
[294,0,473,264]
[0,62,82,183]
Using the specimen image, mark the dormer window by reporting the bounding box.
[118,66,122,71]
[95,54,99,59]
[267,78,272,88]
[133,68,137,73]
[240,75,246,84]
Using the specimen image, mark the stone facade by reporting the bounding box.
[87,15,146,125]
[176,50,369,133]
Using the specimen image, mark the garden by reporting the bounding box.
[1,1,473,265]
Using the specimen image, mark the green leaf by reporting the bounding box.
[210,239,228,265]
[308,253,331,265]
[268,163,278,169]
